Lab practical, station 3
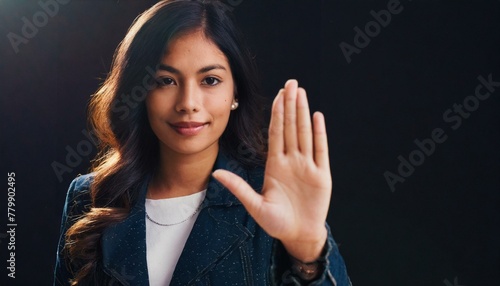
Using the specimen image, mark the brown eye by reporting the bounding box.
[156,77,176,86]
[202,77,220,86]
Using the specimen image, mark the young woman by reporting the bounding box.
[54,0,351,285]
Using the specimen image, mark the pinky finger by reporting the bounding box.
[313,112,330,168]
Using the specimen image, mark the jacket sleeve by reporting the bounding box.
[53,175,93,286]
[271,223,352,286]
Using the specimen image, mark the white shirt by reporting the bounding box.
[145,190,206,286]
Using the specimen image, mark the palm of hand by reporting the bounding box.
[213,79,332,261]
[259,147,331,242]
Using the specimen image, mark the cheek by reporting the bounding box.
[146,93,170,119]
[206,98,231,119]
[203,87,233,116]
[213,107,232,134]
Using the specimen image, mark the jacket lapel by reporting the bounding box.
[170,153,261,285]
[101,176,150,286]
[169,205,253,285]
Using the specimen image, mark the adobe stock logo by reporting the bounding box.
[51,65,158,182]
[384,73,499,192]
[6,0,71,54]
[339,0,410,64]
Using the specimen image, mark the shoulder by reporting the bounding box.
[67,173,94,199]
[54,174,96,284]
[64,173,95,217]
[70,173,94,190]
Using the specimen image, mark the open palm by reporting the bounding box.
[213,80,332,261]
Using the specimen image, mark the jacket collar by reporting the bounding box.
[203,151,248,207]
[101,152,263,285]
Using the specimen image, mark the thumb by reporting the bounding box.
[212,169,263,216]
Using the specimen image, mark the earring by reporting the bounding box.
[231,101,239,110]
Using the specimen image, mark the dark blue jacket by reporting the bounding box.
[54,153,351,285]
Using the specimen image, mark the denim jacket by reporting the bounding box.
[54,152,351,285]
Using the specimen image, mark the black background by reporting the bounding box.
[1,0,499,285]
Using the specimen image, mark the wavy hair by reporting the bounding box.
[64,0,267,284]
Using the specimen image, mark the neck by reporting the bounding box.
[148,144,219,199]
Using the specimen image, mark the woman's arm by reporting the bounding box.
[54,175,93,286]
[213,79,351,285]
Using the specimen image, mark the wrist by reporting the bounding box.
[281,227,328,262]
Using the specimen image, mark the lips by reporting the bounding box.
[169,121,208,136]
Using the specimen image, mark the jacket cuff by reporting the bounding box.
[270,223,338,285]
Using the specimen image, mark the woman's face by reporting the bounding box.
[146,30,236,157]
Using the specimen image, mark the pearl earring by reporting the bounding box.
[231,101,239,110]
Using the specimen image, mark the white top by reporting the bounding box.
[145,190,206,286]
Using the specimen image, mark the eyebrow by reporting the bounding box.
[157,64,227,74]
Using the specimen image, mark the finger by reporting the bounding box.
[284,79,298,152]
[297,88,312,156]
[212,169,263,217]
[312,112,330,168]
[268,89,285,155]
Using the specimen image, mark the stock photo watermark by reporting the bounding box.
[51,65,158,182]
[384,73,499,192]
[6,0,71,54]
[6,0,241,55]
[339,0,411,64]
[51,128,100,182]
[6,172,17,279]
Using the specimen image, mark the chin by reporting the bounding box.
[161,140,219,157]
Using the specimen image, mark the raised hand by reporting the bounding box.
[213,79,332,262]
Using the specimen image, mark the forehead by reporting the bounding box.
[160,30,229,68]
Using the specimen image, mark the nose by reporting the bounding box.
[175,81,201,113]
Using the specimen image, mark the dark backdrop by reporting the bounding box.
[1,0,499,285]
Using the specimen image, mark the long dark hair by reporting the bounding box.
[64,1,267,284]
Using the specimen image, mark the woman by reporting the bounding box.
[54,0,351,285]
